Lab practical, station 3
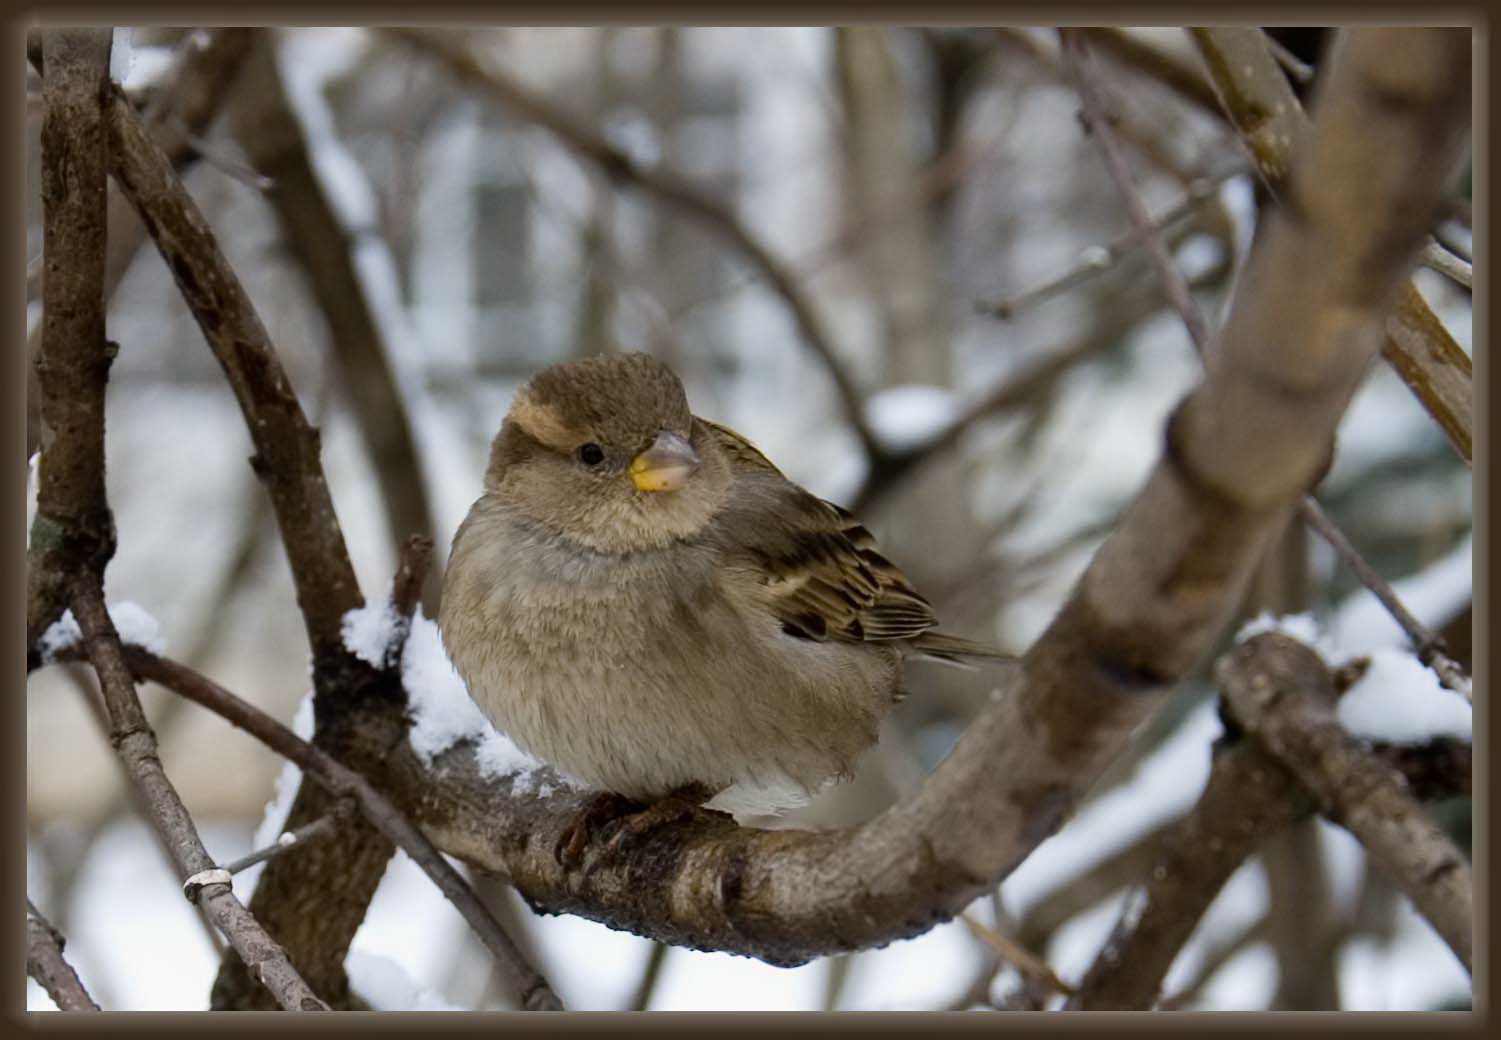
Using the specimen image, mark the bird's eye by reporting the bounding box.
[576,443,605,466]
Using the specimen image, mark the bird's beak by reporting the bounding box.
[629,430,699,492]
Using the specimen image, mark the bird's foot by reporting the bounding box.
[555,791,643,869]
[555,783,726,871]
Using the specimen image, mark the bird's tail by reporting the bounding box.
[909,631,1017,668]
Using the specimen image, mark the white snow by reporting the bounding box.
[864,384,959,452]
[1236,536,1472,744]
[247,691,315,889]
[400,615,563,791]
[340,601,401,668]
[37,601,167,664]
[347,949,464,1011]
[1235,611,1338,659]
[1337,648,1471,743]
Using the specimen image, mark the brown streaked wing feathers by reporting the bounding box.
[699,418,938,645]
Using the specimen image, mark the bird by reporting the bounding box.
[438,352,1007,857]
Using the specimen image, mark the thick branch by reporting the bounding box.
[26,899,100,1011]
[27,29,115,663]
[1069,733,1310,1010]
[27,29,255,461]
[390,27,887,465]
[356,27,1470,966]
[103,83,363,663]
[1069,27,1471,702]
[1219,634,1473,974]
[1191,27,1473,464]
[228,31,440,611]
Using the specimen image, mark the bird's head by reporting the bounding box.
[485,352,731,553]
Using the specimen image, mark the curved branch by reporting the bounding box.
[362,29,1472,965]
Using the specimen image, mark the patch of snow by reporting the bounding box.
[347,949,464,1011]
[1235,611,1338,659]
[865,384,959,452]
[248,692,315,884]
[37,601,166,664]
[340,602,400,668]
[1337,648,1471,743]
[401,615,565,792]
[121,45,175,92]
[109,28,133,83]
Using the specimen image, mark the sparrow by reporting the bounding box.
[438,352,1006,835]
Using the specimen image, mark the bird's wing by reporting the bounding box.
[697,418,938,645]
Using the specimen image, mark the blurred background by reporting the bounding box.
[25,26,1472,1011]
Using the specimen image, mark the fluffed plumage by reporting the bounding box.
[438,352,1006,816]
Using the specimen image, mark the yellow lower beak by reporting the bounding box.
[629,430,700,492]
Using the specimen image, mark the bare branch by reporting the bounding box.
[26,899,100,1011]
[118,650,563,1012]
[218,812,345,877]
[1066,28,1471,702]
[228,31,441,611]
[103,82,364,664]
[1068,731,1311,1009]
[1061,30,1214,356]
[388,27,888,466]
[71,587,329,1010]
[958,912,1074,999]
[1419,239,1472,290]
[1191,27,1474,464]
[27,29,116,663]
[1219,633,1472,974]
[975,164,1239,320]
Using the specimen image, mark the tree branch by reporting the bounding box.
[103,81,364,665]
[1190,27,1474,464]
[388,27,888,466]
[1220,633,1473,974]
[228,30,440,612]
[1065,27,1471,703]
[1068,730,1310,1010]
[26,899,100,1011]
[27,29,116,665]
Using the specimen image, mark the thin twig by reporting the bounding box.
[1063,28,1472,704]
[1265,34,1316,85]
[958,912,1074,998]
[115,648,563,1012]
[26,899,100,1011]
[1061,30,1213,358]
[72,586,330,1010]
[1155,913,1270,1010]
[627,942,670,1011]
[1419,239,1472,291]
[976,164,1239,320]
[389,26,886,466]
[218,812,344,876]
